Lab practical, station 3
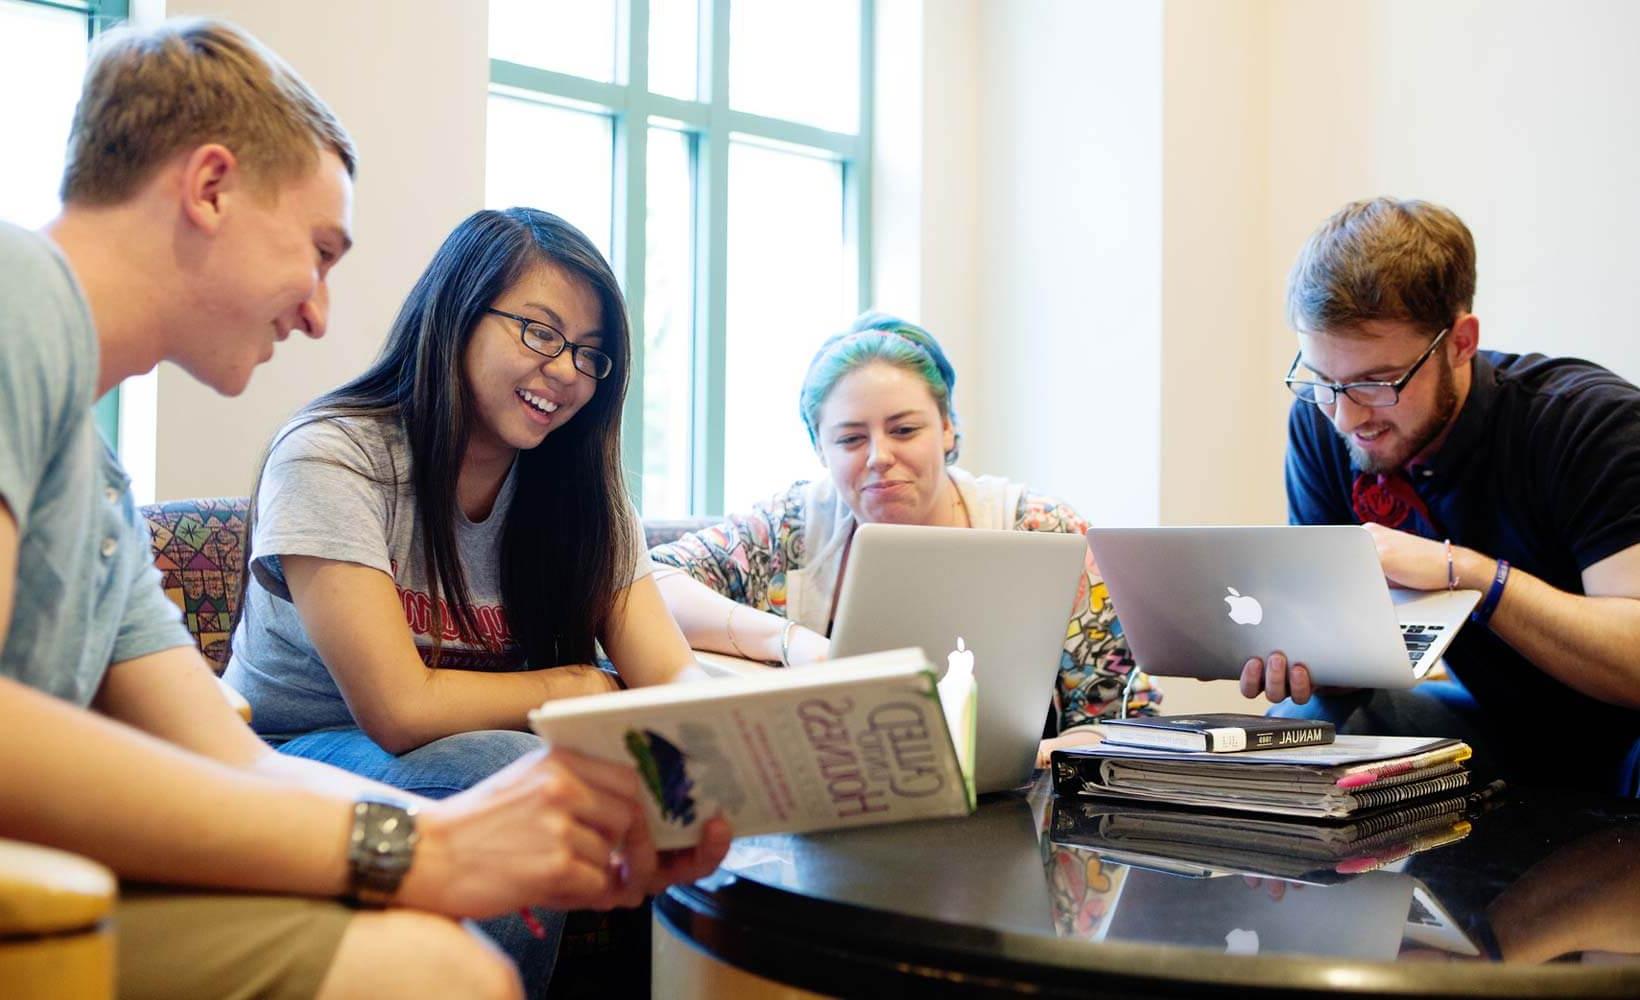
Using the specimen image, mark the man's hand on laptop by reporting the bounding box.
[1240,651,1360,703]
[1240,650,1312,703]
[1363,522,1492,591]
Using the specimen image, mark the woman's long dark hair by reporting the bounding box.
[237,208,633,668]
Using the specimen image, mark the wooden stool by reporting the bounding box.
[0,838,117,1000]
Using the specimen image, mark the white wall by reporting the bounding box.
[870,0,927,323]
[873,0,984,466]
[913,0,984,434]
[154,0,488,500]
[1265,0,1640,383]
[1160,1,1288,529]
[967,0,1165,529]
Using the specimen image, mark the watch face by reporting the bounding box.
[350,799,418,899]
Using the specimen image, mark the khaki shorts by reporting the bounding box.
[115,884,354,1000]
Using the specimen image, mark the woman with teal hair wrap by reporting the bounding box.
[651,311,1161,739]
[798,312,962,462]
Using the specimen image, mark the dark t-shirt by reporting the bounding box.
[1287,351,1640,742]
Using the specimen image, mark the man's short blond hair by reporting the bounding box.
[60,17,356,205]
[1287,198,1476,338]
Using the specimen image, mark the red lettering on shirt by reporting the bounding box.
[389,560,513,651]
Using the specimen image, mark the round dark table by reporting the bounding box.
[655,777,1640,997]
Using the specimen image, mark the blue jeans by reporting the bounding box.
[1270,681,1640,798]
[275,727,562,998]
[277,726,542,797]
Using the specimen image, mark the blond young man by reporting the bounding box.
[1244,198,1640,796]
[0,19,728,1000]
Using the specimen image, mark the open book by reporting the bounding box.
[528,647,975,849]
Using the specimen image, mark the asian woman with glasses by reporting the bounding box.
[222,209,709,984]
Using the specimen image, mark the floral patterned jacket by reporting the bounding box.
[649,468,1160,730]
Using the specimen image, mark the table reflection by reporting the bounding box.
[1045,791,1640,967]
[1486,822,1640,964]
[711,791,1056,936]
[710,778,1640,972]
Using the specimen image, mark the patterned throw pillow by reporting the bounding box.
[140,498,249,673]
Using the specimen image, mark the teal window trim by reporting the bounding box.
[13,1,128,41]
[91,0,128,33]
[14,0,121,19]
[94,0,127,447]
[17,0,129,444]
[92,390,119,449]
[489,0,875,515]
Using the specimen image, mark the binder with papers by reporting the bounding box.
[1050,734,1472,819]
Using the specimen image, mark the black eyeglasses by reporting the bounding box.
[1285,327,1449,408]
[486,308,614,381]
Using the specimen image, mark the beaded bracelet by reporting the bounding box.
[1471,560,1511,625]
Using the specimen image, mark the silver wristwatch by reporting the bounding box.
[346,796,418,906]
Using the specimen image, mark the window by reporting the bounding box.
[0,0,128,448]
[486,0,874,515]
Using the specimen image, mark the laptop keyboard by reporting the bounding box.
[1400,623,1445,666]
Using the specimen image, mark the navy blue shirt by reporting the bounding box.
[1287,351,1640,743]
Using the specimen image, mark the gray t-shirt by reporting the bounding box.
[0,222,193,704]
[224,414,652,738]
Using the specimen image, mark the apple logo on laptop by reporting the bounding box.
[1225,928,1260,955]
[947,637,974,676]
[1224,587,1263,626]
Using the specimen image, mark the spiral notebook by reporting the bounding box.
[1050,735,1472,819]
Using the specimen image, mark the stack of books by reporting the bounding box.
[1051,728,1475,820]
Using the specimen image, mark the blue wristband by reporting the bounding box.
[1471,559,1510,625]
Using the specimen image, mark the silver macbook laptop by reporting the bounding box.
[830,523,1088,794]
[1087,526,1479,689]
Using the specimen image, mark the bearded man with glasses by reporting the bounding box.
[1242,197,1640,798]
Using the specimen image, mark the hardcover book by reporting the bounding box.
[1098,713,1335,753]
[527,647,975,849]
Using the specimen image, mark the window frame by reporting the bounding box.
[12,0,129,446]
[10,0,123,20]
[488,0,875,514]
